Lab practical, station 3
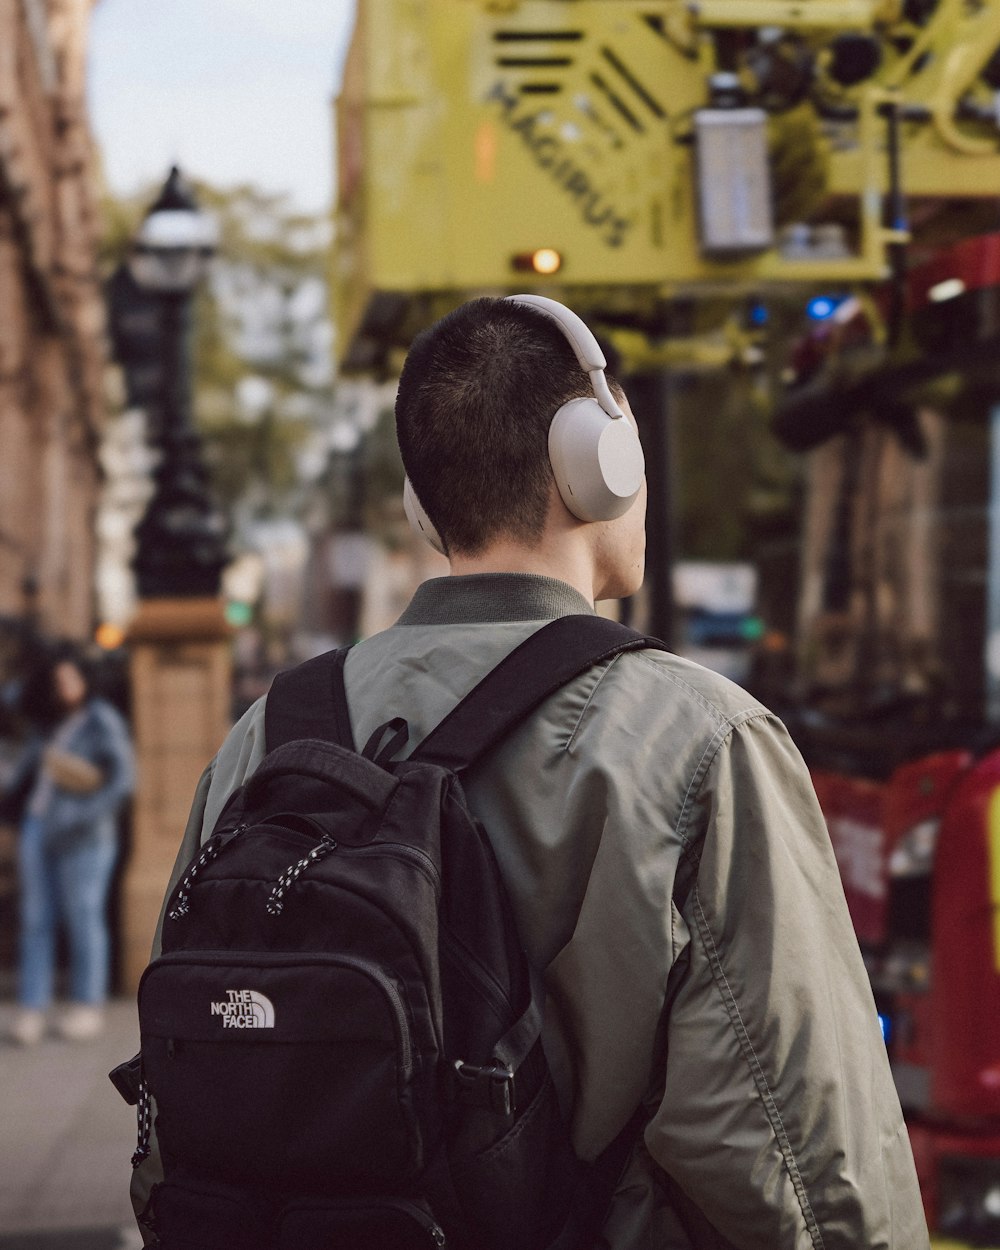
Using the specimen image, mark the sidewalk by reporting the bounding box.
[0,999,142,1249]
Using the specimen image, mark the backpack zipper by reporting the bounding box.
[288,1197,446,1247]
[274,815,440,886]
[342,840,439,886]
[171,817,440,921]
[266,835,338,915]
[263,837,440,914]
[382,1199,446,1247]
[252,812,441,888]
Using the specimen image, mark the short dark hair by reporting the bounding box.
[395,297,622,555]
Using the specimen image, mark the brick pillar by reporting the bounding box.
[122,598,231,991]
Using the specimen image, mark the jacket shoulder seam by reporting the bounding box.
[564,648,769,763]
[631,649,764,724]
[692,885,827,1249]
[673,709,771,850]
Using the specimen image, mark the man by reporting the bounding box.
[136,297,927,1248]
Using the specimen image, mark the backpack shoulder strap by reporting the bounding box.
[411,614,667,772]
[264,647,355,753]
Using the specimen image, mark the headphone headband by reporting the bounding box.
[505,294,623,418]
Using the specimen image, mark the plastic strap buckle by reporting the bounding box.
[451,1059,516,1118]
[108,1052,142,1106]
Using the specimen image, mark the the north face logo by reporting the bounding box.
[210,989,275,1028]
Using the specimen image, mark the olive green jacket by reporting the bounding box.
[133,574,927,1250]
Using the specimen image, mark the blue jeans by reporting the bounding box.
[18,815,118,1009]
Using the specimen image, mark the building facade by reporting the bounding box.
[0,0,106,640]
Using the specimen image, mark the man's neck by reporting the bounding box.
[448,540,597,606]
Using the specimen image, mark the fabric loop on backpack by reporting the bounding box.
[362,717,410,768]
[492,994,544,1074]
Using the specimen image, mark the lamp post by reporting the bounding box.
[122,167,232,992]
[128,165,228,597]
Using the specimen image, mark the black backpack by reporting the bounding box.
[113,615,665,1250]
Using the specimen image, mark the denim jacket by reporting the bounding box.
[14,698,133,850]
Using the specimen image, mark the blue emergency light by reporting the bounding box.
[747,299,768,327]
[807,295,841,321]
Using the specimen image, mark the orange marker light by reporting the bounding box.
[531,248,562,275]
[512,248,563,275]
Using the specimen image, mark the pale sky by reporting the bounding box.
[88,0,358,214]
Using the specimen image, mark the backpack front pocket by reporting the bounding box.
[139,950,430,1189]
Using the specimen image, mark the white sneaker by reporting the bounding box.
[8,1008,46,1046]
[55,1004,105,1041]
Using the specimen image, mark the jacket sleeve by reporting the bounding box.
[44,701,134,835]
[84,701,134,813]
[644,715,929,1250]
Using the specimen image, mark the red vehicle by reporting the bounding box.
[774,236,1000,1246]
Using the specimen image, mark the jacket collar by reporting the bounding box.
[397,573,596,625]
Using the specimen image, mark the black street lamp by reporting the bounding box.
[129,166,229,598]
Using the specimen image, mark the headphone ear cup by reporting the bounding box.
[403,478,446,554]
[548,398,645,522]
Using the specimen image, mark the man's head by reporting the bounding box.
[395,298,644,594]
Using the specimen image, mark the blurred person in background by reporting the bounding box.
[1,648,133,1045]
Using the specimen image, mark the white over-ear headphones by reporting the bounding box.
[403,294,645,554]
[403,477,446,554]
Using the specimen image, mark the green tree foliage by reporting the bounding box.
[190,182,333,520]
[674,366,799,562]
[361,403,406,535]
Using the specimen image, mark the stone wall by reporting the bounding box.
[0,0,106,639]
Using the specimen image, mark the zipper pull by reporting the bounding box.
[168,823,249,920]
[266,834,338,916]
[131,1073,152,1169]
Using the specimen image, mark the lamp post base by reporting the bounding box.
[121,597,232,991]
